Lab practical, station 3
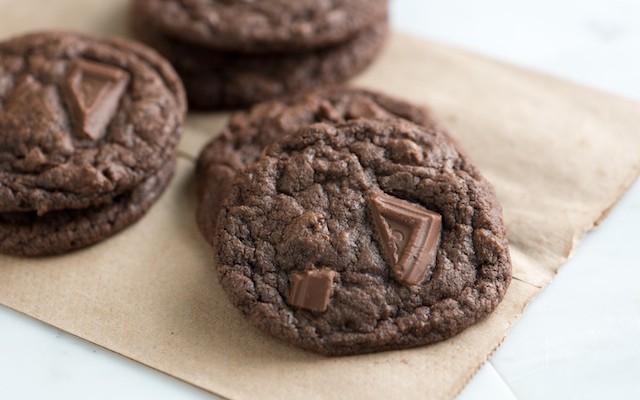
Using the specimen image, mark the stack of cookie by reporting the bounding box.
[0,32,186,256]
[131,0,389,109]
[196,88,512,355]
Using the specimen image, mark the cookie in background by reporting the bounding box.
[131,0,389,109]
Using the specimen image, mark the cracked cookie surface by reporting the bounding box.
[196,87,440,243]
[214,119,512,355]
[0,31,185,214]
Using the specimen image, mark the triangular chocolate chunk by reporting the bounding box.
[369,191,442,285]
[63,60,129,141]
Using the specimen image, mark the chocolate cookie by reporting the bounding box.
[0,31,186,214]
[196,88,440,243]
[0,159,174,257]
[133,0,388,54]
[215,119,511,355]
[131,7,388,109]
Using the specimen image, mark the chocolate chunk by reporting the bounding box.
[63,60,129,141]
[368,192,442,285]
[288,269,337,312]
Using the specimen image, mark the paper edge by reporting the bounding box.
[0,302,232,400]
[451,171,640,398]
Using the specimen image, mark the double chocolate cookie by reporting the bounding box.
[195,87,441,243]
[0,31,185,256]
[131,0,389,109]
[214,119,512,355]
[137,0,388,53]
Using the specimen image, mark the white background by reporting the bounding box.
[1,0,639,398]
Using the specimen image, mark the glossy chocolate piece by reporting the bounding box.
[369,191,441,285]
[288,269,337,312]
[63,60,129,141]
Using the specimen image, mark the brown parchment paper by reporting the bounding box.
[1,1,639,399]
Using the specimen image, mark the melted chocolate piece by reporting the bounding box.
[288,269,337,312]
[369,191,442,285]
[63,60,129,141]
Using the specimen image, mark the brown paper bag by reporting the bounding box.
[1,1,639,399]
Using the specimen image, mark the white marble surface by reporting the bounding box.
[1,0,639,398]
